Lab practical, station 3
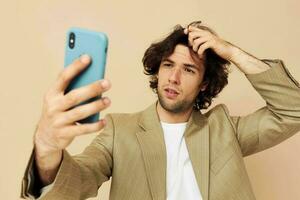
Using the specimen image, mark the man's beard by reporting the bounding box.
[157,89,194,114]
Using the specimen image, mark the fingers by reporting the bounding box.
[61,119,107,137]
[184,25,213,57]
[184,26,209,47]
[192,37,209,52]
[61,79,111,111]
[184,28,188,34]
[184,26,207,36]
[197,42,212,58]
[60,97,111,125]
[54,55,91,93]
[189,31,209,45]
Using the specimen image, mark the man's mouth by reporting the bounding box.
[164,88,179,99]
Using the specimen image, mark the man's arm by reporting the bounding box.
[22,113,114,199]
[185,25,300,156]
[227,59,300,156]
[185,25,270,75]
[21,55,112,199]
[227,45,271,74]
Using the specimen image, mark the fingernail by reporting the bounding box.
[102,97,111,105]
[100,119,106,125]
[80,54,91,64]
[100,80,110,89]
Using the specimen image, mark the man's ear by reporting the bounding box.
[200,81,208,91]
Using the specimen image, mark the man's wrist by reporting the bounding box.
[227,46,270,74]
[227,45,242,64]
[34,148,62,185]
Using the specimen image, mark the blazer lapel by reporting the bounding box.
[135,103,210,200]
[136,103,167,200]
[184,111,210,200]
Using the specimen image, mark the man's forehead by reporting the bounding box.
[163,44,204,68]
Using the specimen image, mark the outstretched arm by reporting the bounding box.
[185,25,300,156]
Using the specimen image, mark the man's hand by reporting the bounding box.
[184,26,235,61]
[184,25,270,74]
[34,54,111,185]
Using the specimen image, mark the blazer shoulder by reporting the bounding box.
[204,104,238,132]
[204,103,230,118]
[104,110,144,133]
[107,110,142,123]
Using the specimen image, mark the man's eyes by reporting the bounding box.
[184,68,195,74]
[162,63,196,74]
[163,63,172,67]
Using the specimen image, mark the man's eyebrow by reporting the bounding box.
[161,58,175,63]
[162,58,200,71]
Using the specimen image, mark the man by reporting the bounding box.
[21,21,300,200]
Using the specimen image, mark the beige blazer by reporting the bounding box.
[21,59,300,200]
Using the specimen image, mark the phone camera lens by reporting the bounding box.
[69,32,75,49]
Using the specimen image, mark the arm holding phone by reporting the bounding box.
[21,28,112,199]
[34,55,111,186]
[21,55,112,199]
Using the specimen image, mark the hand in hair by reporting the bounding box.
[184,25,270,74]
[184,26,236,62]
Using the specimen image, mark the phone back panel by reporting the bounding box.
[64,27,108,123]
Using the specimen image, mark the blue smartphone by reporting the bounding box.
[64,27,108,124]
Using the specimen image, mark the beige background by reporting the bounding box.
[0,0,299,199]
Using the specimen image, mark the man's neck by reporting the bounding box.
[156,102,193,123]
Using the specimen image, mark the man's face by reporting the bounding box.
[157,44,206,113]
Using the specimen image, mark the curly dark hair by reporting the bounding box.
[142,21,230,110]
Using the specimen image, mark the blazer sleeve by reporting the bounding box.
[21,114,114,200]
[226,59,300,157]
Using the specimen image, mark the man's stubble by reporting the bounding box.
[157,88,195,114]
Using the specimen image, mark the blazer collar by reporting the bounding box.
[136,102,210,200]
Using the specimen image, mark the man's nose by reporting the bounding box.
[168,68,181,85]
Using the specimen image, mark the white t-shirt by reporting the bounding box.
[161,121,202,200]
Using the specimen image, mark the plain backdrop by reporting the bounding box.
[1,0,299,199]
